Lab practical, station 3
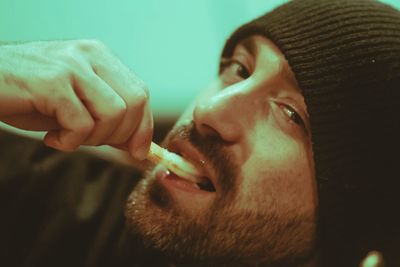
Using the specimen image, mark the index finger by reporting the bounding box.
[43,86,94,151]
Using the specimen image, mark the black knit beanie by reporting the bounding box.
[221,0,400,266]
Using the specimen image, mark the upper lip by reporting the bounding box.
[167,139,217,192]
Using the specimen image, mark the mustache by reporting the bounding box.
[162,121,238,196]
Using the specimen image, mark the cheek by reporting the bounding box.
[236,136,316,215]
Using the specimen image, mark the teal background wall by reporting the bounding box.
[1,0,399,119]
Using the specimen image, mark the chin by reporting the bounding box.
[124,172,317,267]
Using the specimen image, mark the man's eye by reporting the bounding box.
[219,59,250,84]
[281,104,305,128]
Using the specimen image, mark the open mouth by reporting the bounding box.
[170,155,216,193]
[162,141,217,193]
[196,177,216,192]
[155,164,216,194]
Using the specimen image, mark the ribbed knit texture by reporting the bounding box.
[222,1,400,266]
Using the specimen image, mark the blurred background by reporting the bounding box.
[1,0,399,122]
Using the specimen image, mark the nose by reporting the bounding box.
[193,81,260,143]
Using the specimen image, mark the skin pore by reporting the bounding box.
[125,35,319,267]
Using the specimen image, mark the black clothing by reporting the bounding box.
[0,130,165,267]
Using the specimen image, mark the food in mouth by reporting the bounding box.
[148,142,201,179]
[155,164,216,193]
[148,142,216,192]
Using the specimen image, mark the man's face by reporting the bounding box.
[126,35,318,266]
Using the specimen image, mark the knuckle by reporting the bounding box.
[129,77,150,98]
[110,94,127,110]
[43,68,70,85]
[62,53,83,71]
[56,96,94,132]
[76,39,106,53]
[76,119,95,135]
[111,97,128,118]
[132,91,148,109]
[80,72,97,85]
[140,84,150,98]
[100,97,127,121]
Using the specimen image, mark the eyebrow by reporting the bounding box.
[240,38,258,57]
[278,60,298,87]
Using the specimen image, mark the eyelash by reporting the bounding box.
[219,58,250,82]
[280,104,307,131]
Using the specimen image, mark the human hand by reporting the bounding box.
[360,251,384,267]
[0,40,153,160]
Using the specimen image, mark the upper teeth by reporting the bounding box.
[162,150,204,183]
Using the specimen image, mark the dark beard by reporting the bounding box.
[125,122,316,267]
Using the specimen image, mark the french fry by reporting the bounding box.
[147,142,202,183]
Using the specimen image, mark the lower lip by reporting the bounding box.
[154,164,212,195]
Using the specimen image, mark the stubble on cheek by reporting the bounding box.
[125,172,169,227]
[148,178,173,210]
[125,173,317,267]
[124,175,169,249]
[123,123,317,266]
